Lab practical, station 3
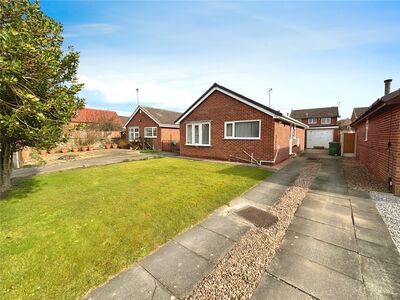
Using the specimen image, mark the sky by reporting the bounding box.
[41,0,400,118]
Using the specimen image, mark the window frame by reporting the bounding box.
[185,122,211,146]
[144,127,157,138]
[128,126,140,141]
[365,119,369,141]
[321,117,331,125]
[224,120,261,140]
[308,118,317,124]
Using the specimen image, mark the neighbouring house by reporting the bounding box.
[290,106,340,149]
[351,107,369,123]
[124,106,181,151]
[175,83,308,164]
[351,79,400,195]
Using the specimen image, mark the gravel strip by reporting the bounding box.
[370,191,400,253]
[342,158,387,192]
[187,162,320,300]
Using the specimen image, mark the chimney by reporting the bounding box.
[384,79,392,95]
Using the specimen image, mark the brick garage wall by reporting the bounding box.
[273,122,305,163]
[125,110,161,150]
[161,128,180,142]
[355,105,400,195]
[179,90,275,162]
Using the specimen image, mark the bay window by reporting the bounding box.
[224,120,261,139]
[186,122,211,146]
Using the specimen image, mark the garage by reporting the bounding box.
[306,129,333,149]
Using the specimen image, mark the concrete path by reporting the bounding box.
[252,157,400,299]
[85,158,306,299]
[11,150,171,179]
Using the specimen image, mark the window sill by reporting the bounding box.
[185,144,211,147]
[224,137,261,140]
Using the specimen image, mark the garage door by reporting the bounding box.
[306,129,333,149]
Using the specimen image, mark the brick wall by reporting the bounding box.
[355,105,400,195]
[125,110,161,150]
[179,90,275,162]
[274,122,305,163]
[161,128,180,142]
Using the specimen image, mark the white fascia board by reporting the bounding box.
[175,87,278,124]
[276,115,309,128]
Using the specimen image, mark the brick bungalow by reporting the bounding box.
[175,83,308,164]
[290,107,340,149]
[351,107,369,123]
[351,79,400,195]
[124,106,181,150]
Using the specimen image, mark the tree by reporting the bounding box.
[0,0,84,192]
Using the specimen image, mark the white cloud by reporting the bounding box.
[79,74,193,110]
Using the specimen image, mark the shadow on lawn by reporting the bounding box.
[0,172,42,201]
[216,165,271,180]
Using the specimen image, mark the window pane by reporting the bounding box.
[202,123,210,145]
[226,123,233,137]
[194,125,200,144]
[234,121,259,138]
[153,128,157,137]
[187,125,192,144]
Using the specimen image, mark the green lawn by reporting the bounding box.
[0,157,270,299]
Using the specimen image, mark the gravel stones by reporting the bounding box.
[187,162,320,300]
[370,191,400,253]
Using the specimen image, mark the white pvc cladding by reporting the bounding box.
[174,85,308,129]
[123,106,179,129]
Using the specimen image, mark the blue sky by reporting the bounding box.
[41,0,400,118]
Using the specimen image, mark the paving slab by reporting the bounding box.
[85,265,172,300]
[356,226,397,249]
[242,187,284,206]
[353,211,389,232]
[304,192,351,207]
[301,197,352,215]
[199,215,250,241]
[357,239,400,265]
[280,231,362,280]
[288,216,357,251]
[139,241,212,299]
[251,274,312,300]
[174,225,234,262]
[361,256,400,299]
[295,205,353,230]
[268,250,367,299]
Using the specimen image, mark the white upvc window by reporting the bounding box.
[144,127,157,138]
[186,122,211,146]
[321,117,331,125]
[365,119,369,141]
[308,118,317,124]
[128,126,139,141]
[224,120,261,140]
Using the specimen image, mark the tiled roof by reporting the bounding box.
[352,107,368,119]
[290,106,340,119]
[71,108,122,125]
[141,106,181,125]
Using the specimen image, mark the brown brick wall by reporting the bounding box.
[161,128,180,142]
[125,110,161,149]
[355,105,400,195]
[274,122,305,163]
[179,90,275,162]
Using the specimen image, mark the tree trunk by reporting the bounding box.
[0,139,13,193]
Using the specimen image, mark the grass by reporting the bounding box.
[0,157,271,299]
